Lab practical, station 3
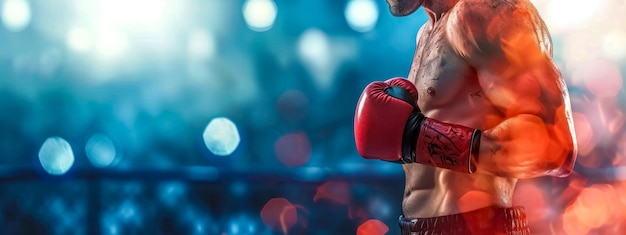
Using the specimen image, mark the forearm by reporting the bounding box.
[353,79,576,178]
[476,114,574,178]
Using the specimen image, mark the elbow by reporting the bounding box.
[501,159,565,179]
[495,143,577,179]
[522,124,578,178]
[507,160,560,179]
[543,139,578,177]
[550,112,579,177]
[552,142,578,177]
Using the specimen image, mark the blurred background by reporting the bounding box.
[0,0,624,234]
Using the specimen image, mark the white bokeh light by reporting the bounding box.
[63,0,182,61]
[95,30,129,60]
[38,137,75,175]
[67,27,92,52]
[602,30,626,61]
[345,0,379,33]
[203,117,241,156]
[187,29,217,60]
[298,29,330,69]
[1,0,31,32]
[297,29,334,90]
[99,0,165,28]
[242,0,277,32]
[85,133,117,168]
[544,0,604,32]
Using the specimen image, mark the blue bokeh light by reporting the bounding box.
[38,137,75,175]
[85,133,117,168]
[203,117,241,156]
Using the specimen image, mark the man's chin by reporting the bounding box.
[387,0,423,17]
[389,6,417,16]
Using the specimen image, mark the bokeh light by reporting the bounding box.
[582,60,623,98]
[0,0,31,32]
[276,90,309,122]
[38,137,75,175]
[274,132,311,166]
[314,180,351,205]
[158,182,186,208]
[98,0,165,28]
[94,30,129,61]
[118,199,141,224]
[229,180,248,197]
[562,184,619,234]
[66,27,92,52]
[260,198,297,233]
[187,29,216,60]
[297,29,330,65]
[366,196,393,218]
[85,133,117,168]
[544,0,605,33]
[297,28,334,90]
[345,0,379,33]
[572,112,595,157]
[227,214,259,234]
[203,117,241,156]
[602,30,626,61]
[242,0,277,32]
[357,219,389,235]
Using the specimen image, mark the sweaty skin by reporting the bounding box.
[385,0,578,218]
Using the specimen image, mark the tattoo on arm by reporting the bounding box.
[490,145,501,158]
[490,148,498,156]
[470,90,483,97]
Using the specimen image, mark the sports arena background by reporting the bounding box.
[0,0,624,234]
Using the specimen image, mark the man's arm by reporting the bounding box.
[447,1,577,178]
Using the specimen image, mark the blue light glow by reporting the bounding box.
[203,117,240,156]
[85,133,117,168]
[38,137,75,175]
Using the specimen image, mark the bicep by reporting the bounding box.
[448,2,577,177]
[477,58,563,120]
[467,4,572,149]
[449,2,561,119]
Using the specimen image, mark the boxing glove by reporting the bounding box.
[354,78,482,173]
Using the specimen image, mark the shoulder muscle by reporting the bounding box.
[447,0,552,66]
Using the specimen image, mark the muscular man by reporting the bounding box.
[353,0,578,234]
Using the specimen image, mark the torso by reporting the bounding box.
[402,5,517,218]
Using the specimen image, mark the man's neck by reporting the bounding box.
[423,0,460,22]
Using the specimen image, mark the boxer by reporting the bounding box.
[354,0,578,234]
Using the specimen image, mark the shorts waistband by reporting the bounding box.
[399,206,530,235]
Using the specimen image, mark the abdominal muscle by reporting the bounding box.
[401,163,518,218]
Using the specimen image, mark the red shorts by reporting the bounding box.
[399,206,530,235]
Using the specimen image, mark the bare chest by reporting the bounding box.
[407,19,478,111]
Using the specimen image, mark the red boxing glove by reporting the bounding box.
[354,78,419,163]
[354,78,482,173]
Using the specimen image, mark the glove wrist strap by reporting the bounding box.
[414,118,481,173]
